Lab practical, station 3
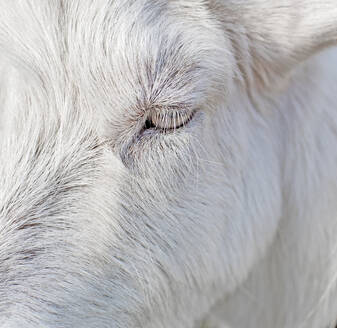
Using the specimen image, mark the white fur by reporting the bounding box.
[0,1,337,327]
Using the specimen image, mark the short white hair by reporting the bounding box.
[0,1,337,327]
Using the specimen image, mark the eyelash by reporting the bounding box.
[144,108,195,132]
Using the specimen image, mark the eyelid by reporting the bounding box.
[146,107,195,131]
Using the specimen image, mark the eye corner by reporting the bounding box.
[144,118,156,130]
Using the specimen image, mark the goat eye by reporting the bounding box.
[144,108,195,131]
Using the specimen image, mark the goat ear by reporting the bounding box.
[210,0,337,89]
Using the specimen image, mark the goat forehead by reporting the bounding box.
[62,0,226,115]
[1,0,228,133]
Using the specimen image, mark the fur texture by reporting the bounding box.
[0,1,337,327]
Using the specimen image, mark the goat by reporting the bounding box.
[0,1,337,327]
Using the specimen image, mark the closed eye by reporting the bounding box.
[144,108,195,132]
